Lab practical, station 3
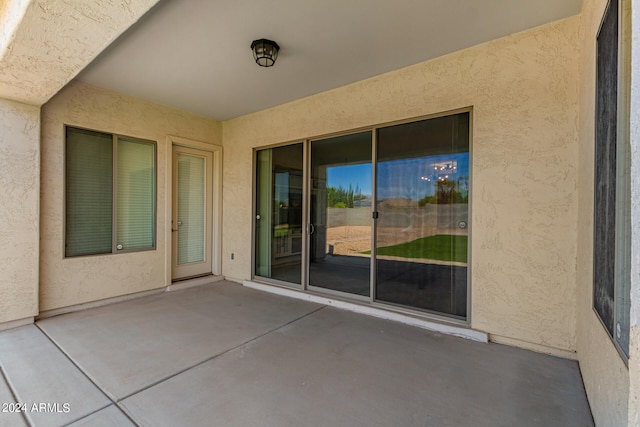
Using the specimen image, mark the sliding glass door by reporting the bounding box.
[375,113,469,318]
[255,143,304,284]
[254,111,470,320]
[309,132,372,297]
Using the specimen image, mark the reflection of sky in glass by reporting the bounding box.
[327,164,372,195]
[324,153,469,201]
[377,153,469,200]
[275,172,289,205]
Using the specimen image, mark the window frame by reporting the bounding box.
[64,125,158,258]
[592,0,631,362]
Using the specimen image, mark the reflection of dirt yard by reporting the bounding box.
[326,225,461,256]
[326,226,371,254]
[325,205,467,256]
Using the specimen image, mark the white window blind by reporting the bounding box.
[177,153,205,264]
[65,128,113,257]
[117,138,156,251]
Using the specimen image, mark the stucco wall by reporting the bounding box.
[0,98,39,324]
[575,0,630,426]
[223,18,580,356]
[40,81,221,311]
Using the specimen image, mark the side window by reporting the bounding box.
[593,0,630,358]
[65,127,156,257]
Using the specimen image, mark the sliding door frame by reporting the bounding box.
[306,129,373,302]
[370,108,473,323]
[251,107,473,326]
[251,140,307,289]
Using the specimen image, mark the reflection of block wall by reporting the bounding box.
[436,205,467,229]
[327,207,371,227]
[327,205,467,230]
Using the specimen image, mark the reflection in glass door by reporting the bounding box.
[375,113,470,318]
[309,132,372,297]
[255,144,304,284]
[253,111,470,320]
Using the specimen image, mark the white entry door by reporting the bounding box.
[172,145,213,280]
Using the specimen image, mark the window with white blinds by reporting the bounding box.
[65,127,156,257]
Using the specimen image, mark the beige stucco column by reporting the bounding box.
[0,0,160,326]
[0,99,40,325]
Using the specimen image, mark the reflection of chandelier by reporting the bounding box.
[421,160,457,182]
[434,160,457,172]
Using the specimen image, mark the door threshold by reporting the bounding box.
[243,280,487,343]
[168,275,224,291]
[172,273,215,283]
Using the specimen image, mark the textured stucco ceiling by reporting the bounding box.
[77,0,584,121]
[0,0,160,105]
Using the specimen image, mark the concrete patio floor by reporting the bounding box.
[0,280,593,427]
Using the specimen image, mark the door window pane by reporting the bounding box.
[375,113,470,318]
[177,153,205,264]
[255,144,304,284]
[310,132,372,296]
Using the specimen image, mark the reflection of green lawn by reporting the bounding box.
[363,234,467,263]
[273,226,288,237]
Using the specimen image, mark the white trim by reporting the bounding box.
[243,280,488,343]
[166,135,223,281]
[168,135,222,153]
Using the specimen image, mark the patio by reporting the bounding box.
[0,280,593,427]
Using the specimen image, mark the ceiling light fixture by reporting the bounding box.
[251,39,280,67]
